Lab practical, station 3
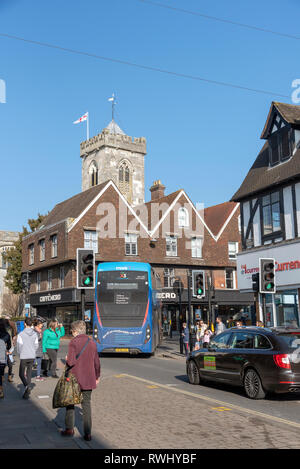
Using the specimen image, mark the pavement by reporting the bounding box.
[0,335,183,450]
[4,335,300,450]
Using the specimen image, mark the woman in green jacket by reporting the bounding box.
[42,320,65,378]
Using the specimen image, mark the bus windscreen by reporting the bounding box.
[97,271,149,327]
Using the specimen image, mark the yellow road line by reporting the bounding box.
[120,373,300,430]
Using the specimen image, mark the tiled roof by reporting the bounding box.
[204,201,238,236]
[39,181,110,229]
[231,141,300,201]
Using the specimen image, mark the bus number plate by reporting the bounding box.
[115,348,129,352]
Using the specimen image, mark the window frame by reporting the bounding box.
[260,189,284,243]
[39,239,45,262]
[191,237,202,259]
[228,331,255,350]
[125,233,138,256]
[84,230,98,253]
[178,207,189,228]
[50,234,58,258]
[163,267,175,288]
[47,269,52,290]
[166,235,178,257]
[29,244,34,265]
[59,266,65,289]
[228,241,238,260]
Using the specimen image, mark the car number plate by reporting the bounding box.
[115,348,129,352]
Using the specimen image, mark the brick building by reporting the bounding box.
[22,120,253,333]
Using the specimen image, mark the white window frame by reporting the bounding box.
[51,234,57,258]
[163,268,175,288]
[29,244,34,265]
[166,236,177,257]
[191,237,202,258]
[39,239,45,262]
[84,230,98,253]
[178,207,189,228]
[125,233,138,256]
[228,241,238,260]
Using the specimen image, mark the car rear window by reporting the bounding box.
[278,334,300,350]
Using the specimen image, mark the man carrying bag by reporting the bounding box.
[58,321,100,442]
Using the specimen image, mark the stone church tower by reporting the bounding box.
[80,120,146,206]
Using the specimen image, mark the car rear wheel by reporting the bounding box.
[188,360,200,385]
[244,369,266,399]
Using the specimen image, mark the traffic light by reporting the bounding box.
[76,249,95,289]
[252,273,259,292]
[192,270,205,298]
[259,258,276,294]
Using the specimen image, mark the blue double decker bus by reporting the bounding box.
[93,262,162,355]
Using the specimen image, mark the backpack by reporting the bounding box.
[0,338,7,365]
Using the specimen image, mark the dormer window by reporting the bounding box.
[268,122,294,166]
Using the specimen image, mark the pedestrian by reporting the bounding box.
[33,319,44,381]
[181,322,189,356]
[3,316,17,383]
[256,320,264,327]
[198,320,208,339]
[0,318,11,398]
[61,320,100,441]
[42,319,65,378]
[226,316,235,328]
[215,317,226,335]
[202,329,212,347]
[235,320,243,328]
[17,317,39,399]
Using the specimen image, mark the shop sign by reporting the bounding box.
[237,241,300,290]
[157,292,177,301]
[30,288,76,306]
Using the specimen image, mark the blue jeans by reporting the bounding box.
[36,357,42,377]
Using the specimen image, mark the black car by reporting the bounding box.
[186,326,300,399]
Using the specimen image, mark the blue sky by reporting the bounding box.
[1,0,300,231]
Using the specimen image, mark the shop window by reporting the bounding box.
[275,290,299,327]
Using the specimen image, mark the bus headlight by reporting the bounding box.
[145,325,151,343]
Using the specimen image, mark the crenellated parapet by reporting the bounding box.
[80,128,147,157]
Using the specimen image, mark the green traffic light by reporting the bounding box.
[84,277,91,286]
[198,288,203,294]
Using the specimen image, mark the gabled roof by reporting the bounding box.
[204,202,239,237]
[261,101,300,139]
[39,181,110,229]
[231,141,300,201]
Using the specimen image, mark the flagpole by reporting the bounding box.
[87,112,89,140]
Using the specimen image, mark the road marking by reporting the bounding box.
[120,374,300,431]
[147,385,159,389]
[212,406,232,412]
[38,395,50,399]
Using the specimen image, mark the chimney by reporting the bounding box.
[150,180,165,201]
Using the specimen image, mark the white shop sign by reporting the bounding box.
[237,241,300,291]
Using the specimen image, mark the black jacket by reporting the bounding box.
[0,331,11,351]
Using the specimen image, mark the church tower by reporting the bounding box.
[80,119,146,206]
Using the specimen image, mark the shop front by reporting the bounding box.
[160,288,254,332]
[237,241,300,327]
[29,288,94,335]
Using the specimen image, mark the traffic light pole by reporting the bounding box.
[81,289,86,321]
[187,270,193,354]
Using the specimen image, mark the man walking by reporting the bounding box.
[17,317,39,399]
[215,317,226,335]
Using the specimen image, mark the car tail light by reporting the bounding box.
[273,354,291,369]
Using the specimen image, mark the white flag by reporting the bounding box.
[73,112,88,124]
